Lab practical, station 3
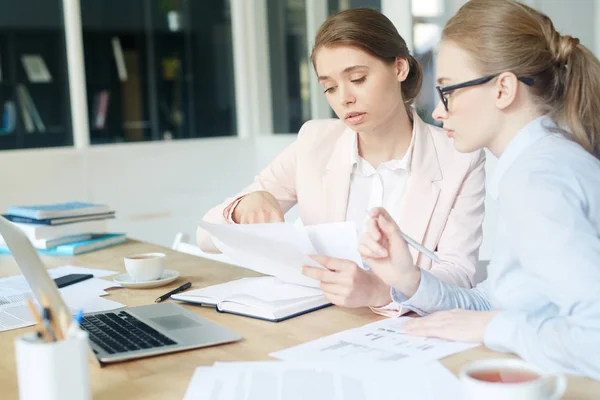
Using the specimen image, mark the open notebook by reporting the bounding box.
[172,277,331,322]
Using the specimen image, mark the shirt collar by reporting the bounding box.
[488,116,556,199]
[350,123,416,176]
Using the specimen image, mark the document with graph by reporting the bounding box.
[270,317,478,365]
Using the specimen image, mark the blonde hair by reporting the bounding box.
[310,8,423,109]
[443,0,600,158]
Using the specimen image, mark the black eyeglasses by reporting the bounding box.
[436,74,535,112]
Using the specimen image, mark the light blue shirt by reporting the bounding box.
[392,116,600,379]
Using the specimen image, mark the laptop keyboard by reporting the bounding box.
[80,311,177,355]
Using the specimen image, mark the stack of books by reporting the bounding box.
[0,202,126,255]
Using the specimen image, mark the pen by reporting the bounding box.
[366,211,441,263]
[155,281,192,303]
[398,230,441,263]
[66,309,84,338]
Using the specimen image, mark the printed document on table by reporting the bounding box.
[182,360,462,400]
[0,265,123,332]
[270,317,478,365]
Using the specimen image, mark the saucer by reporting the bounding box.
[113,269,180,289]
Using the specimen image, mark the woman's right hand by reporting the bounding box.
[359,207,421,297]
[232,191,285,224]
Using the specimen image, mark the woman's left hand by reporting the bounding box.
[402,309,501,343]
[302,255,392,308]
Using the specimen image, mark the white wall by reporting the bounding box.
[1,138,261,247]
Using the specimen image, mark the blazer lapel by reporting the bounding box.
[399,112,443,261]
[322,127,355,222]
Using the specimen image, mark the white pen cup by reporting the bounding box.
[124,252,166,281]
[460,359,567,400]
[15,330,91,400]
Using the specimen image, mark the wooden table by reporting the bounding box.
[1,240,598,399]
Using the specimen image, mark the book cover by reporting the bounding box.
[7,202,112,220]
[16,85,34,133]
[0,233,126,255]
[2,212,115,226]
[12,219,108,240]
[0,233,93,249]
[21,55,52,83]
[21,84,45,132]
[43,233,126,255]
[111,37,128,82]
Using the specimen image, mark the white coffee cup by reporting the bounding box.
[460,359,567,400]
[124,252,166,281]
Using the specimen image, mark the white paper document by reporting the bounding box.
[0,265,123,332]
[270,317,478,365]
[183,360,462,400]
[197,221,363,287]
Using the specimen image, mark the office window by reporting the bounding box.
[267,0,311,134]
[412,0,445,125]
[81,0,236,144]
[328,0,381,14]
[0,0,72,151]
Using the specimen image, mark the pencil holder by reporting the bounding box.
[15,330,91,400]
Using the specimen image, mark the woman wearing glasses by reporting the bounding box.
[358,0,600,379]
[198,8,486,314]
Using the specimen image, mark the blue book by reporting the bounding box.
[2,212,116,226]
[0,233,126,256]
[7,202,112,220]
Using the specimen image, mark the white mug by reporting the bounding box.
[124,252,166,281]
[460,359,567,400]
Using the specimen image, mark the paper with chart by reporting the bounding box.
[197,221,363,287]
[270,317,478,365]
[0,265,123,332]
[183,360,462,400]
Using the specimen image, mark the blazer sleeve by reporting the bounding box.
[196,126,304,253]
[429,149,486,288]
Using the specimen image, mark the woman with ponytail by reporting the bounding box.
[199,8,486,315]
[359,0,600,379]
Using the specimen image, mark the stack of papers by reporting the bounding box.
[0,265,124,332]
[183,360,462,400]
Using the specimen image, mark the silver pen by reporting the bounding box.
[398,230,441,263]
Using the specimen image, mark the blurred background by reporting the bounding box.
[0,0,596,260]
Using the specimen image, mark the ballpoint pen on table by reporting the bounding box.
[155,281,192,303]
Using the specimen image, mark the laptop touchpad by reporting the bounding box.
[150,315,202,330]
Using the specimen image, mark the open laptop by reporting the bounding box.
[0,216,242,364]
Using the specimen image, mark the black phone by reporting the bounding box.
[53,273,94,288]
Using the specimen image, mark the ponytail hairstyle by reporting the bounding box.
[310,8,423,112]
[442,0,600,158]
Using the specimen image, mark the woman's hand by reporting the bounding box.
[403,310,500,343]
[358,207,421,297]
[232,191,285,224]
[302,255,392,307]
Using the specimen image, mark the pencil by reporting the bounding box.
[25,297,50,342]
[41,292,58,342]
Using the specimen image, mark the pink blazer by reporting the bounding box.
[198,111,486,295]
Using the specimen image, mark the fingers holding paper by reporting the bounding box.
[359,207,421,297]
[302,255,391,308]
